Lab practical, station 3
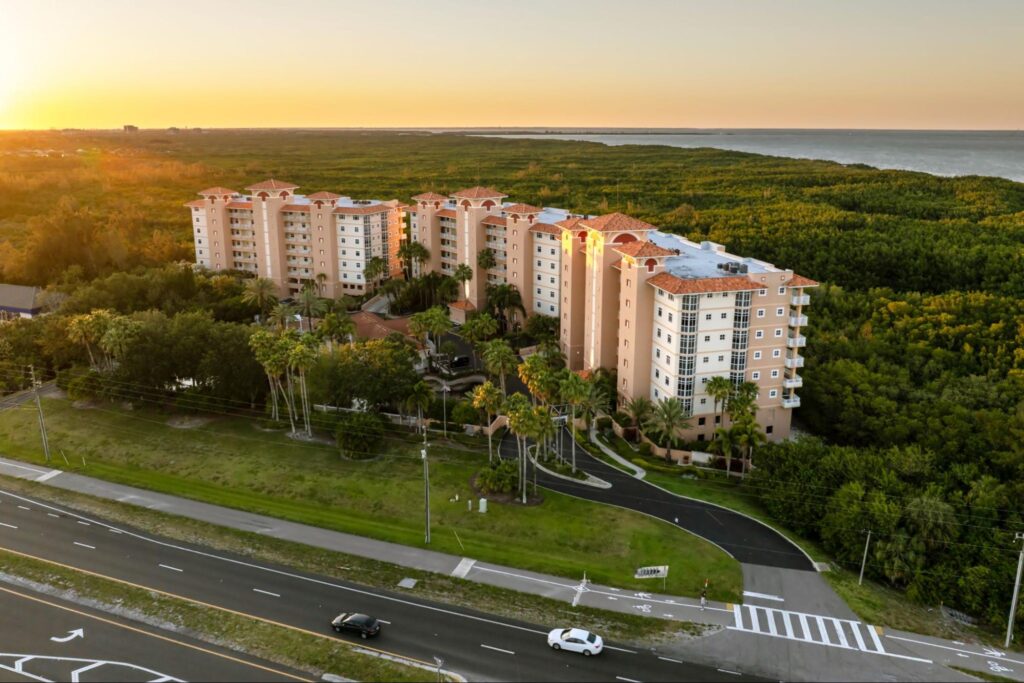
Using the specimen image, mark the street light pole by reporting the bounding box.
[858,529,872,586]
[1006,532,1024,649]
[422,446,431,545]
[29,365,51,464]
[441,384,450,439]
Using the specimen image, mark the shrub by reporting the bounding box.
[450,399,479,426]
[637,441,653,457]
[336,411,387,459]
[66,368,104,401]
[612,411,631,427]
[478,459,519,495]
[596,416,613,431]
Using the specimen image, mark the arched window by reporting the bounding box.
[460,200,471,210]
[257,192,269,201]
[279,191,289,199]
[482,200,495,209]
[613,233,637,244]
[645,258,658,272]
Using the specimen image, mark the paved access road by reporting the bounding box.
[0,582,305,682]
[498,426,813,570]
[0,486,763,683]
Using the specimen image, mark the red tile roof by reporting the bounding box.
[282,204,311,213]
[504,203,542,214]
[613,241,678,258]
[555,217,585,229]
[333,204,391,215]
[580,212,657,233]
[451,186,507,199]
[482,215,507,227]
[198,187,238,196]
[787,274,819,288]
[529,222,560,235]
[226,201,253,210]
[411,192,448,201]
[184,199,206,208]
[349,311,415,341]
[448,299,476,311]
[307,191,341,200]
[436,208,457,219]
[610,259,622,269]
[246,179,299,191]
[646,272,758,295]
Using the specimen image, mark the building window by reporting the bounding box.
[655,369,660,378]
[702,356,709,364]
[657,329,662,338]
[766,425,774,434]
[704,335,710,342]
[753,351,762,360]
[773,349,781,358]
[769,389,778,398]
[771,369,780,378]
[657,307,663,318]
[759,288,767,296]
[776,307,784,316]
[721,312,727,319]
[778,287,786,295]
[698,417,706,426]
[717,355,724,362]
[775,328,783,337]
[719,334,726,341]
[756,309,765,318]
[700,398,706,405]
[656,349,661,358]
[755,330,764,339]
[752,371,761,380]
[701,377,708,384]
[705,313,712,320]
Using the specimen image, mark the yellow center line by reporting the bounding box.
[0,582,312,682]
[0,545,439,671]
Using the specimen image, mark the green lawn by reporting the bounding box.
[0,398,741,601]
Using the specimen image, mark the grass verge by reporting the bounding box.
[0,548,427,682]
[0,398,740,600]
[0,474,703,645]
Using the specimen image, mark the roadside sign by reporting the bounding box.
[634,565,669,579]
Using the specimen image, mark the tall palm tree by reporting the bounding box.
[460,312,498,367]
[708,426,740,476]
[728,381,760,424]
[288,340,318,437]
[559,373,588,472]
[242,277,278,319]
[476,248,497,272]
[297,284,328,333]
[471,380,503,463]
[580,381,609,431]
[622,395,653,442]
[644,397,690,461]
[249,328,281,422]
[732,415,767,477]
[453,263,474,300]
[268,302,298,331]
[315,311,355,351]
[504,393,532,503]
[364,256,388,293]
[485,283,525,333]
[404,381,433,433]
[67,313,99,368]
[518,354,554,406]
[398,241,430,279]
[482,339,517,395]
[705,375,733,433]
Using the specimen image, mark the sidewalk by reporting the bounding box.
[0,455,731,627]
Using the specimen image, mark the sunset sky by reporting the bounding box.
[2,0,1022,130]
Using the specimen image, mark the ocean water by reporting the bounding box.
[477,130,1024,183]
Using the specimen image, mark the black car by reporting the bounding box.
[331,612,381,639]
[450,355,470,368]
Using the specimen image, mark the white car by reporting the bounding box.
[547,627,603,656]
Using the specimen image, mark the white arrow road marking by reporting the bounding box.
[50,629,84,643]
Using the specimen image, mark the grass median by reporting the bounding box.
[0,396,741,601]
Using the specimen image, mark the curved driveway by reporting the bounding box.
[498,428,813,571]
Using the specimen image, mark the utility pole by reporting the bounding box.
[422,444,431,545]
[858,529,872,586]
[441,384,450,439]
[1007,532,1024,649]
[29,365,51,464]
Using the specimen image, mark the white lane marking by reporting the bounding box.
[604,645,638,654]
[765,608,777,636]
[47,513,59,518]
[885,635,1024,665]
[252,588,280,598]
[76,521,90,526]
[73,542,95,549]
[159,564,183,573]
[868,625,884,653]
[743,590,784,602]
[816,616,831,645]
[658,656,682,663]
[17,506,30,511]
[717,669,742,676]
[850,621,867,651]
[832,618,849,648]
[0,489,571,643]
[480,644,515,655]
[749,606,760,631]
[733,603,743,629]
[451,557,476,579]
[0,460,48,474]
[70,660,105,679]
[0,522,17,529]
[615,677,641,683]
[36,469,62,483]
[798,613,811,641]
[607,596,618,601]
[377,620,391,625]
[782,611,794,638]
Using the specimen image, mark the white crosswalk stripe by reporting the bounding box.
[730,604,887,656]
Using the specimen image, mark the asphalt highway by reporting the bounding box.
[499,427,813,570]
[0,486,763,682]
[0,583,305,682]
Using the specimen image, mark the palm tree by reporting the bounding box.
[477,248,497,272]
[580,381,609,431]
[708,426,740,476]
[315,311,355,351]
[705,375,732,433]
[398,241,430,279]
[485,283,525,333]
[314,272,328,296]
[297,284,328,333]
[644,397,690,461]
[364,257,388,292]
[503,393,532,504]
[482,339,517,395]
[622,395,653,442]
[249,328,281,422]
[242,277,278,320]
[471,380,503,463]
[98,315,140,370]
[453,263,474,301]
[268,302,298,331]
[460,312,498,367]
[732,415,767,477]
[728,381,760,424]
[518,354,554,406]
[559,373,588,472]
[288,340,318,437]
[67,313,99,368]
[404,381,433,433]
[379,278,406,308]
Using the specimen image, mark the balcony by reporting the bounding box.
[784,355,805,369]
[782,396,801,409]
[783,374,803,389]
[787,335,807,348]
[789,314,808,327]
[791,294,811,307]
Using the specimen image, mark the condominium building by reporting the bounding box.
[186,180,403,299]
[408,186,817,441]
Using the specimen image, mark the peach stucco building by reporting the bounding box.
[407,186,817,442]
[186,180,403,299]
